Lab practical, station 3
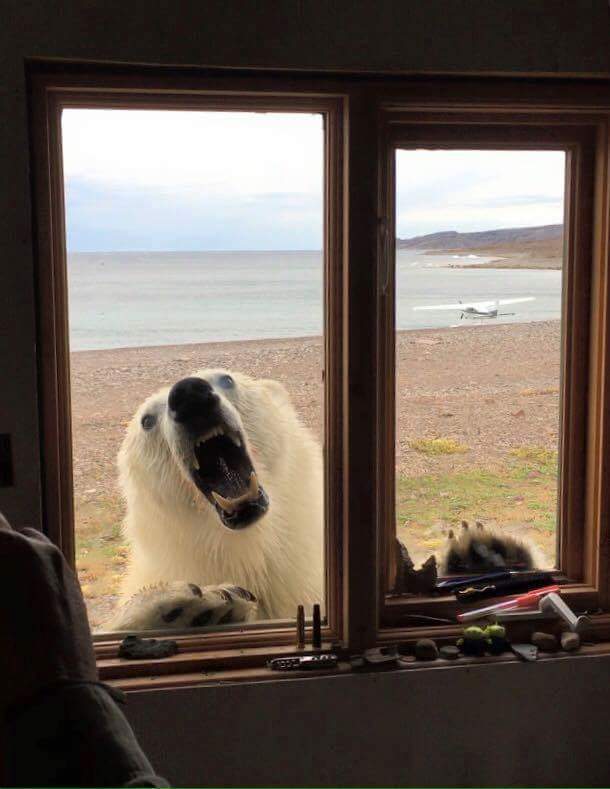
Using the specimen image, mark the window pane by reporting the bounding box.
[62,108,325,632]
[395,149,565,576]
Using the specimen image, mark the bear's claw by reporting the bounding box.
[104,581,259,632]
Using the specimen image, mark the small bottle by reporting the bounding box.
[296,605,305,650]
[312,603,322,649]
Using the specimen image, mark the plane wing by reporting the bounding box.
[496,297,535,306]
[414,296,535,311]
[414,303,476,311]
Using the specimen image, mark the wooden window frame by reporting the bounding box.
[28,67,358,668]
[27,64,610,683]
[377,108,610,639]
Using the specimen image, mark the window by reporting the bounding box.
[30,68,610,680]
[31,76,346,664]
[395,148,565,572]
[379,115,602,629]
[62,108,326,634]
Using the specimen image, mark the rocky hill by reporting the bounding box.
[397,224,563,269]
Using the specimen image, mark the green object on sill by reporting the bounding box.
[457,623,509,656]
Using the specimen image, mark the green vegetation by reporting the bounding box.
[519,386,559,397]
[510,445,557,470]
[75,495,128,601]
[409,437,469,455]
[75,444,559,612]
[396,446,559,537]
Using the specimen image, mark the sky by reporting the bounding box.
[62,109,565,252]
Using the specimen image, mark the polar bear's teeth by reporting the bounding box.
[195,426,225,447]
[248,471,259,497]
[212,491,236,514]
[212,475,260,514]
[193,457,200,471]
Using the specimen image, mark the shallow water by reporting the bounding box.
[68,250,562,350]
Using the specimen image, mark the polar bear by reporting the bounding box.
[106,369,324,632]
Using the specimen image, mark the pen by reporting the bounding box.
[457,584,560,622]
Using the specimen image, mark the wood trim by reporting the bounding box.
[28,72,348,654]
[585,119,610,608]
[98,643,336,682]
[93,619,338,660]
[27,64,610,677]
[559,133,596,581]
[377,114,605,624]
[377,121,397,606]
[341,89,381,651]
[26,64,610,111]
[29,81,75,561]
[106,637,610,694]
[324,99,346,643]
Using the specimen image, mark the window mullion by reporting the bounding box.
[343,89,380,652]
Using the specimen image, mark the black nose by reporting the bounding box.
[168,377,219,430]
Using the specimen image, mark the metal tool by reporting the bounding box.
[268,653,338,671]
[538,592,590,632]
[511,643,538,662]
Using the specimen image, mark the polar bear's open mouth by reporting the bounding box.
[191,431,269,530]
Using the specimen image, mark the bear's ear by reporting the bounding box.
[259,378,291,406]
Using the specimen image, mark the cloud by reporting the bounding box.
[62,109,324,251]
[61,110,567,249]
[65,178,322,251]
[62,109,323,195]
[396,149,565,237]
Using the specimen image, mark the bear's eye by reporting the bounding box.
[141,414,157,431]
[218,374,235,390]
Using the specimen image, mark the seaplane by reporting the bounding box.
[413,296,535,320]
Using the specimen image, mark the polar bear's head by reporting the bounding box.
[119,369,291,531]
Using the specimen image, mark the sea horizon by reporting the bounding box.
[68,249,562,351]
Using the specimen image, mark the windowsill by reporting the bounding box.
[99,610,610,692]
[107,640,610,694]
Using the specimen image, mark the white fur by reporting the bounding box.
[114,369,323,623]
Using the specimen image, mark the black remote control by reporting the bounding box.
[267,653,338,671]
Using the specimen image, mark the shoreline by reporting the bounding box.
[401,248,562,270]
[70,318,560,357]
[70,319,561,485]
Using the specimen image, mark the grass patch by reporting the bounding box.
[75,494,127,600]
[409,437,469,455]
[397,447,559,539]
[510,446,558,476]
[519,386,559,397]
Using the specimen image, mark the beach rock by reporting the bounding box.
[531,631,559,652]
[560,631,580,652]
[440,645,460,660]
[415,638,439,661]
[118,634,178,660]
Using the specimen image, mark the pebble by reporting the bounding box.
[118,635,178,660]
[415,638,439,660]
[531,631,559,652]
[440,645,460,660]
[560,631,581,652]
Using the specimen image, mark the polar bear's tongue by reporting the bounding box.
[192,433,269,529]
[212,472,259,514]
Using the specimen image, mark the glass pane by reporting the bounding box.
[395,149,565,576]
[62,108,325,632]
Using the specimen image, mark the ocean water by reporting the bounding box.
[68,250,563,351]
